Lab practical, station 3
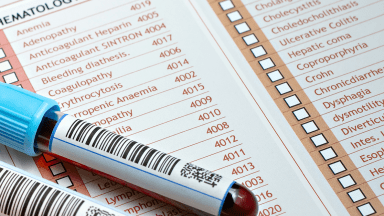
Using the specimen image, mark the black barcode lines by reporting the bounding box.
[0,168,84,216]
[65,119,180,175]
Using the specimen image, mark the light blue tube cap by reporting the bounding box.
[0,82,60,156]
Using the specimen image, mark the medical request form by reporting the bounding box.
[0,0,382,215]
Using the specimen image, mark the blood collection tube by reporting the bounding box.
[0,82,258,216]
[0,160,128,216]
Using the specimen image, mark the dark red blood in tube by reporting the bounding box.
[221,183,258,216]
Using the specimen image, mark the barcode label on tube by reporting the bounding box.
[0,168,84,216]
[65,119,180,175]
[52,115,235,215]
[0,163,126,216]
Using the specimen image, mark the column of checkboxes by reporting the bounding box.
[220,0,341,183]
[51,162,74,187]
[326,157,370,210]
[312,129,348,184]
[0,48,19,84]
[219,1,375,214]
[337,175,375,214]
[285,80,337,176]
[220,0,277,87]
[43,153,74,188]
[338,176,374,215]
[220,0,332,180]
[222,1,364,208]
[310,133,350,182]
[222,0,279,90]
[225,1,292,111]
[347,189,374,216]
[225,0,304,130]
[221,0,340,181]
[219,0,318,146]
[327,161,369,213]
[221,0,345,189]
[302,108,365,206]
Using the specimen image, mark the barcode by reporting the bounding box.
[65,119,181,175]
[0,167,84,216]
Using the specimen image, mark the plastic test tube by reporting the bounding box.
[0,83,258,216]
[0,160,128,216]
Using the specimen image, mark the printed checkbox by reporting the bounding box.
[310,133,328,147]
[275,82,292,95]
[338,175,356,189]
[319,147,337,161]
[251,46,267,58]
[243,34,258,46]
[0,60,12,72]
[284,94,301,108]
[227,11,242,22]
[292,108,310,121]
[267,70,283,82]
[43,153,56,162]
[357,203,376,216]
[0,48,5,59]
[219,0,234,11]
[301,121,319,134]
[56,176,74,188]
[3,72,18,84]
[348,189,366,203]
[49,162,66,176]
[234,22,250,34]
[328,160,346,175]
[259,58,275,70]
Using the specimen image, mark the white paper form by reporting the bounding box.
[0,0,23,9]
[0,0,331,215]
[202,0,384,215]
